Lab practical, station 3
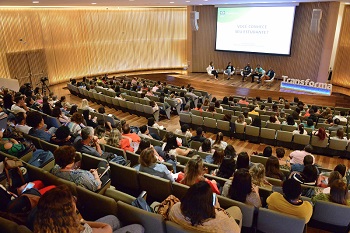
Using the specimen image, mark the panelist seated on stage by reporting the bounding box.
[261,67,276,85]
[241,63,252,81]
[252,64,264,83]
[207,61,219,80]
[224,62,235,80]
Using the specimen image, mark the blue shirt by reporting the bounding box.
[139,163,174,182]
[29,128,52,142]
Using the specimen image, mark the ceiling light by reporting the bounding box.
[204,0,208,1]
[186,0,190,2]
[129,0,135,1]
[91,2,97,4]
[170,1,174,3]
[32,1,39,3]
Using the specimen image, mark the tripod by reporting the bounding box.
[40,80,51,95]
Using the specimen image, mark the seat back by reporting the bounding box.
[257,208,305,233]
[179,113,191,124]
[126,151,140,167]
[328,138,348,150]
[217,195,255,228]
[138,172,173,203]
[116,201,166,233]
[260,128,276,139]
[250,155,268,166]
[165,221,199,233]
[281,124,297,132]
[293,134,310,145]
[311,135,328,148]
[104,188,136,205]
[266,122,281,130]
[110,162,140,196]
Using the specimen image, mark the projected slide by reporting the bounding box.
[216,7,296,55]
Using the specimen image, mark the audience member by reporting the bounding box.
[266,179,313,223]
[266,156,285,181]
[27,111,55,142]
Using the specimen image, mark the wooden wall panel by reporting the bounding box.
[0,8,187,85]
[332,6,350,88]
[191,3,330,82]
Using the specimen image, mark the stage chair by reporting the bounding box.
[241,68,253,81]
[223,67,235,79]
[206,66,215,78]
[264,72,276,88]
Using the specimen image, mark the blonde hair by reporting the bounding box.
[182,155,204,186]
[139,147,157,167]
[107,129,122,147]
[249,163,266,187]
[237,114,245,124]
[80,99,89,109]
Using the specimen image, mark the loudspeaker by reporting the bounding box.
[310,9,322,33]
[190,11,199,31]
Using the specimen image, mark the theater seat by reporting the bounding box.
[257,208,305,233]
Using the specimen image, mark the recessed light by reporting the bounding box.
[129,0,135,1]
[204,0,208,1]
[32,1,39,3]
[170,1,174,3]
[186,0,190,2]
[91,2,97,4]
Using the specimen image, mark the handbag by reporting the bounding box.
[153,195,180,220]
[4,158,29,191]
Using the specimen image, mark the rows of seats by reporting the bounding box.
[67,83,160,121]
[179,112,350,158]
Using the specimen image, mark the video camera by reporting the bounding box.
[40,77,48,82]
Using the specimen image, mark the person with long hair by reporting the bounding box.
[205,147,225,165]
[80,99,95,112]
[313,127,328,141]
[331,128,348,141]
[293,124,307,135]
[265,156,285,181]
[251,117,262,128]
[52,106,70,124]
[212,132,227,149]
[312,179,350,205]
[162,132,192,157]
[236,152,250,170]
[82,109,98,128]
[249,163,272,189]
[34,186,144,233]
[168,181,241,233]
[235,114,247,127]
[226,169,262,207]
[177,155,220,194]
[207,102,216,113]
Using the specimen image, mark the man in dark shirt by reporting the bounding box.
[242,63,252,82]
[261,67,275,85]
[190,127,206,142]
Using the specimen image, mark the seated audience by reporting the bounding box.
[249,163,272,189]
[80,98,95,112]
[122,123,141,144]
[276,147,290,170]
[27,111,55,142]
[0,130,29,157]
[190,127,206,142]
[238,97,249,106]
[266,179,313,223]
[174,124,192,140]
[223,169,262,208]
[138,147,174,182]
[293,124,307,135]
[330,128,348,141]
[82,109,98,128]
[282,115,297,127]
[212,132,227,149]
[266,156,285,181]
[290,164,318,185]
[251,117,262,128]
[177,155,220,194]
[259,146,272,157]
[199,138,215,154]
[235,114,247,127]
[147,117,164,130]
[34,186,144,233]
[168,181,241,233]
[64,112,85,137]
[52,106,70,124]
[11,95,28,114]
[107,128,133,152]
[50,125,73,146]
[14,112,32,134]
[291,154,314,173]
[328,118,343,132]
[289,144,314,165]
[236,152,250,170]
[51,146,102,191]
[312,179,350,205]
[74,127,104,158]
[163,132,192,158]
[205,147,225,165]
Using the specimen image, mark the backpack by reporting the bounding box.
[131,197,153,212]
[153,195,180,220]
[4,158,30,192]
[28,149,54,168]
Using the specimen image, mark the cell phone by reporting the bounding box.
[212,193,216,206]
[22,182,35,193]
[1,129,4,132]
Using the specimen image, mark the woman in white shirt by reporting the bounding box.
[293,124,308,135]
[80,99,95,112]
